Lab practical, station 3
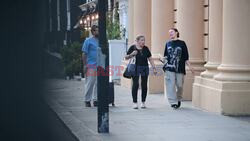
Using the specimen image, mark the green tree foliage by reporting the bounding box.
[106,7,121,40]
[61,42,83,78]
[107,18,121,40]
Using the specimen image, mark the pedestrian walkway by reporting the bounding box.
[45,79,250,141]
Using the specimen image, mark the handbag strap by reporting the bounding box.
[128,56,136,64]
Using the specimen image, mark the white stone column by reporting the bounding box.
[121,0,133,89]
[133,0,151,48]
[193,0,250,115]
[176,0,205,100]
[201,0,223,78]
[122,0,152,88]
[214,0,250,82]
[119,0,128,39]
[149,0,174,94]
[192,0,223,113]
[128,0,134,45]
[151,0,174,55]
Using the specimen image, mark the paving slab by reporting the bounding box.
[45,79,250,141]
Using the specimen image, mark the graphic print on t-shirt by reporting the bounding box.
[167,46,182,72]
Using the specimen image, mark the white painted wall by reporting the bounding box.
[109,40,127,81]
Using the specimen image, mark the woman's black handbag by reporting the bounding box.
[123,56,136,79]
[123,67,132,79]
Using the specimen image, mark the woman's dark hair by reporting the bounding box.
[170,28,180,38]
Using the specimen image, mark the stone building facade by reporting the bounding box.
[122,0,250,115]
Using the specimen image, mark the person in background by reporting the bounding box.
[82,25,99,107]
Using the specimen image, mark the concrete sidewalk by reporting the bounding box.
[45,79,250,141]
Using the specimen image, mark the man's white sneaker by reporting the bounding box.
[141,102,146,109]
[133,103,138,109]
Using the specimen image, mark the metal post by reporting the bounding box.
[97,0,109,133]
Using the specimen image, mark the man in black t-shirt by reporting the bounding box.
[162,28,194,109]
[164,39,189,74]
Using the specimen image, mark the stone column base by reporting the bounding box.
[182,71,195,100]
[193,76,250,115]
[182,59,205,100]
[148,65,164,94]
[120,61,132,89]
